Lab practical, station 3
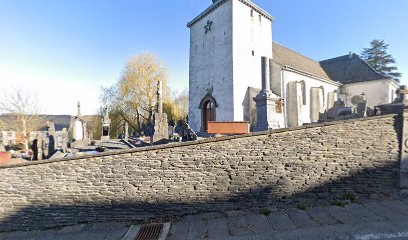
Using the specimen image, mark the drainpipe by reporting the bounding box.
[281,67,287,128]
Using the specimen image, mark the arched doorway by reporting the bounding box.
[199,95,217,132]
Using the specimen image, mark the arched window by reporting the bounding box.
[299,80,306,105]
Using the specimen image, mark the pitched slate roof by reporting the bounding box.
[40,115,72,131]
[319,53,388,84]
[272,42,332,80]
[0,114,72,131]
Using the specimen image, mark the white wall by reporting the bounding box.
[188,1,234,132]
[282,70,340,126]
[0,131,16,145]
[232,0,272,121]
[188,0,273,133]
[341,79,399,109]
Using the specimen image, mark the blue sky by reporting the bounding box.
[0,0,407,115]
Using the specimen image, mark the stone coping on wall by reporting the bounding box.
[0,114,398,170]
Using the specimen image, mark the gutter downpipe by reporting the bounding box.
[281,67,287,128]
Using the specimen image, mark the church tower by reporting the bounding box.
[188,0,274,133]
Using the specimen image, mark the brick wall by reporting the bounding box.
[0,115,401,231]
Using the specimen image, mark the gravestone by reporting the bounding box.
[327,92,337,110]
[74,119,84,140]
[399,87,408,192]
[37,137,43,160]
[141,123,147,136]
[326,99,346,119]
[124,122,129,141]
[43,137,49,158]
[47,121,56,157]
[71,102,88,148]
[153,80,169,143]
[375,85,408,115]
[320,99,353,121]
[62,128,68,153]
[101,106,111,141]
[356,101,368,117]
[169,117,175,137]
[88,132,93,141]
[32,139,38,160]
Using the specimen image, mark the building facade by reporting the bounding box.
[188,0,399,134]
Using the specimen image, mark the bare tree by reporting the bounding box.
[0,118,4,130]
[174,89,189,120]
[0,88,43,149]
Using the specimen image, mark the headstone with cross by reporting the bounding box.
[355,92,368,117]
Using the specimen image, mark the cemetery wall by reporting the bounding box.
[0,114,401,231]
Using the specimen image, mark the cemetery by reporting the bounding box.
[0,0,406,238]
[0,80,196,166]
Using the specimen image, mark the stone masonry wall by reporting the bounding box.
[0,115,401,231]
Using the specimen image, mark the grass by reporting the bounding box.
[331,200,347,207]
[296,204,307,211]
[345,193,359,203]
[260,208,272,216]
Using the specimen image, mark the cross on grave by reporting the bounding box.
[204,20,213,34]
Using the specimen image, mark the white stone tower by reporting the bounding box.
[187,0,274,133]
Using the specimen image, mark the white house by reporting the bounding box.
[188,0,399,134]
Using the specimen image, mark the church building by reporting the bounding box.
[188,0,399,134]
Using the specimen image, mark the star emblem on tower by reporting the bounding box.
[204,20,213,34]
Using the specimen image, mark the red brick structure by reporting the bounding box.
[207,121,249,135]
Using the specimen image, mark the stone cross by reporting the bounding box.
[157,80,163,114]
[62,128,68,153]
[77,101,82,117]
[103,106,109,120]
[124,122,129,142]
[153,80,168,144]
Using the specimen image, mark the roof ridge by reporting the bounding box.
[320,53,353,63]
[273,41,321,64]
[323,52,389,79]
[357,55,389,79]
[187,0,274,28]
